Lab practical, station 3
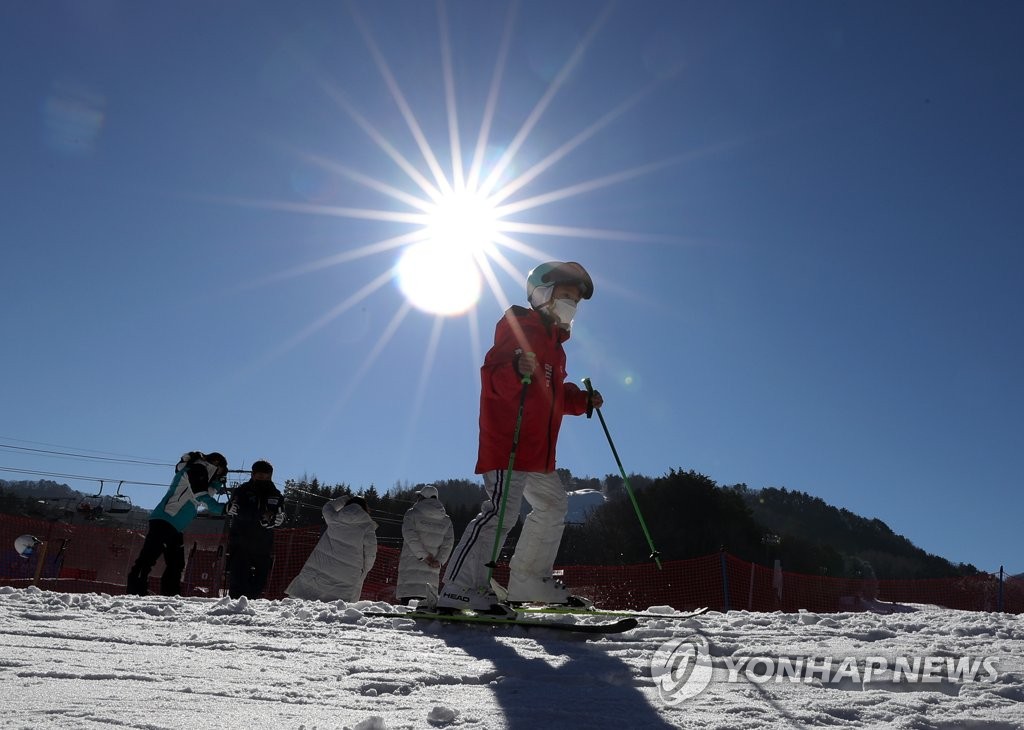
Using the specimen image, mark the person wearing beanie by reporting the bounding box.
[225,459,284,599]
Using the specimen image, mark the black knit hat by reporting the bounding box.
[251,459,273,475]
[205,452,228,470]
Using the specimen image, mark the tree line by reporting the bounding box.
[3,471,981,580]
[559,470,979,579]
[277,469,979,580]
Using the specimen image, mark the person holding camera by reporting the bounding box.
[127,451,229,597]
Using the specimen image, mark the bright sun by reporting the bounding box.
[397,189,499,315]
[251,1,676,369]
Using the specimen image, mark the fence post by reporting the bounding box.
[748,561,755,611]
[998,566,1004,613]
[34,518,60,586]
[720,549,730,612]
[32,541,50,586]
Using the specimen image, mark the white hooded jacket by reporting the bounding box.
[285,498,378,602]
[396,496,454,600]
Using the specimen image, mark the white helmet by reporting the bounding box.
[526,261,594,309]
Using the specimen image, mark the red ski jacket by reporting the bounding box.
[476,306,590,474]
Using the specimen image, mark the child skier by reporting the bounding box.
[438,261,602,612]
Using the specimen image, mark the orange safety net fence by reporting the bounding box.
[2,514,1020,614]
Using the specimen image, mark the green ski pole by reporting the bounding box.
[485,366,532,584]
[582,377,662,569]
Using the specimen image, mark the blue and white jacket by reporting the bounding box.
[149,455,226,532]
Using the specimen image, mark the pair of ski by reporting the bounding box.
[363,603,709,635]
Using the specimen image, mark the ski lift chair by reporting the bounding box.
[107,481,133,514]
[77,481,106,519]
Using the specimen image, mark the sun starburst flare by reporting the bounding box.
[219,0,703,426]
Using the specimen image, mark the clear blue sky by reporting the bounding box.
[2,1,1021,573]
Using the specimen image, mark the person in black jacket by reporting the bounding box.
[225,459,284,599]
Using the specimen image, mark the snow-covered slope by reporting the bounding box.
[1,587,1022,729]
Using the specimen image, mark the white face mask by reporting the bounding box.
[549,298,578,328]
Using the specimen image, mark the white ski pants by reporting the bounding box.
[443,470,567,590]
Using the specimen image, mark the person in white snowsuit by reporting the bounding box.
[396,486,455,604]
[285,495,377,602]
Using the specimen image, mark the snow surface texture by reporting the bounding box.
[1,586,1022,729]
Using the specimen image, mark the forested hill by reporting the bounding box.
[739,485,971,579]
[558,470,979,579]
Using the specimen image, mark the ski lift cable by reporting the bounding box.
[0,435,169,465]
[283,486,342,502]
[0,443,173,468]
[283,491,405,515]
[0,465,168,487]
[4,463,420,509]
[283,485,416,506]
[2,441,264,475]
